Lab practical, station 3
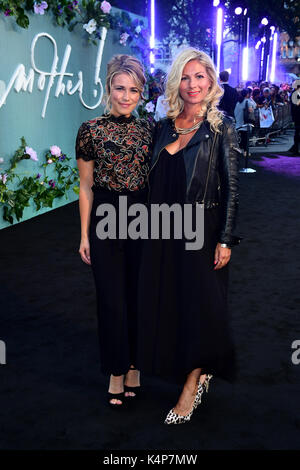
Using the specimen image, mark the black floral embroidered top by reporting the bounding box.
[75,114,152,192]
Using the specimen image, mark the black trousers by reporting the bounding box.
[89,188,145,376]
[293,123,300,150]
[238,130,248,151]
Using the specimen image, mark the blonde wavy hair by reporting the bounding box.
[104,54,146,113]
[165,48,224,133]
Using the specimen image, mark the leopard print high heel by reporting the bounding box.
[202,374,213,393]
[164,381,204,425]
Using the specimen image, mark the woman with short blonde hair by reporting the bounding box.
[76,54,152,409]
[105,54,146,112]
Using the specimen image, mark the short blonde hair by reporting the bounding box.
[105,55,146,112]
[165,48,224,133]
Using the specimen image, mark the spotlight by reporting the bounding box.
[261,18,268,26]
[149,0,155,70]
[255,41,261,50]
[235,7,242,15]
[243,8,247,15]
[270,32,278,82]
[242,47,249,80]
[261,36,266,43]
[216,7,224,75]
[270,26,275,33]
[213,0,220,6]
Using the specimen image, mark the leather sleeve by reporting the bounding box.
[218,120,242,247]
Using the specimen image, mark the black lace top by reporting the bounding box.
[75,114,152,192]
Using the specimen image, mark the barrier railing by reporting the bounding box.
[249,102,292,147]
[236,102,293,173]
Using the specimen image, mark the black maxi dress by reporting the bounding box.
[75,114,152,377]
[136,147,236,384]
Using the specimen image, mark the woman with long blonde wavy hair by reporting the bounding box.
[137,48,241,424]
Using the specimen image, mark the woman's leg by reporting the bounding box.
[239,131,248,152]
[124,235,142,397]
[173,368,202,416]
[108,374,125,405]
[90,227,130,405]
[124,365,140,397]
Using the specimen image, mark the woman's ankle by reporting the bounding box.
[124,368,140,387]
[108,374,124,393]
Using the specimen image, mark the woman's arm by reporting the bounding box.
[77,159,94,240]
[77,159,94,265]
[75,122,95,265]
[214,121,241,269]
[218,120,241,247]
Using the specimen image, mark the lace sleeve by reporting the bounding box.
[75,122,95,161]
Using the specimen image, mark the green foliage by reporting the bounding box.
[158,0,300,46]
[0,138,80,224]
[1,1,149,63]
[110,10,149,62]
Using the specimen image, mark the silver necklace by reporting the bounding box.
[174,118,203,135]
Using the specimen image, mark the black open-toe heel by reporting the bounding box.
[124,366,141,399]
[108,391,125,409]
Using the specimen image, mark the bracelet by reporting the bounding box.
[220,243,230,248]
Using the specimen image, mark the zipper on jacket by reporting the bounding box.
[147,145,168,205]
[201,134,217,204]
[187,133,217,205]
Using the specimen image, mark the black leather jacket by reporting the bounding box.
[148,116,242,247]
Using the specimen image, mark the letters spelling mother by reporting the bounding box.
[0,28,107,118]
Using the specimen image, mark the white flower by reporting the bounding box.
[145,101,155,113]
[83,19,97,35]
[47,159,53,164]
[50,145,61,156]
[0,173,8,184]
[25,146,38,161]
[100,1,111,14]
[120,32,129,45]
[40,181,44,185]
[135,25,142,34]
[0,158,4,163]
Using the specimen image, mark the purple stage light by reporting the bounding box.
[242,17,250,81]
[242,47,248,80]
[216,7,223,75]
[234,7,242,15]
[150,0,155,49]
[150,0,155,73]
[270,32,278,82]
[260,41,265,80]
[254,155,300,179]
[216,8,223,45]
[261,17,268,26]
[255,40,261,50]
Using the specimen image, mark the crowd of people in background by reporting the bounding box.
[149,68,300,156]
[218,71,299,155]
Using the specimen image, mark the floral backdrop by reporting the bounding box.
[0,1,160,224]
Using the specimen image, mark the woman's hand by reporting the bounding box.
[79,237,91,265]
[214,243,231,270]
